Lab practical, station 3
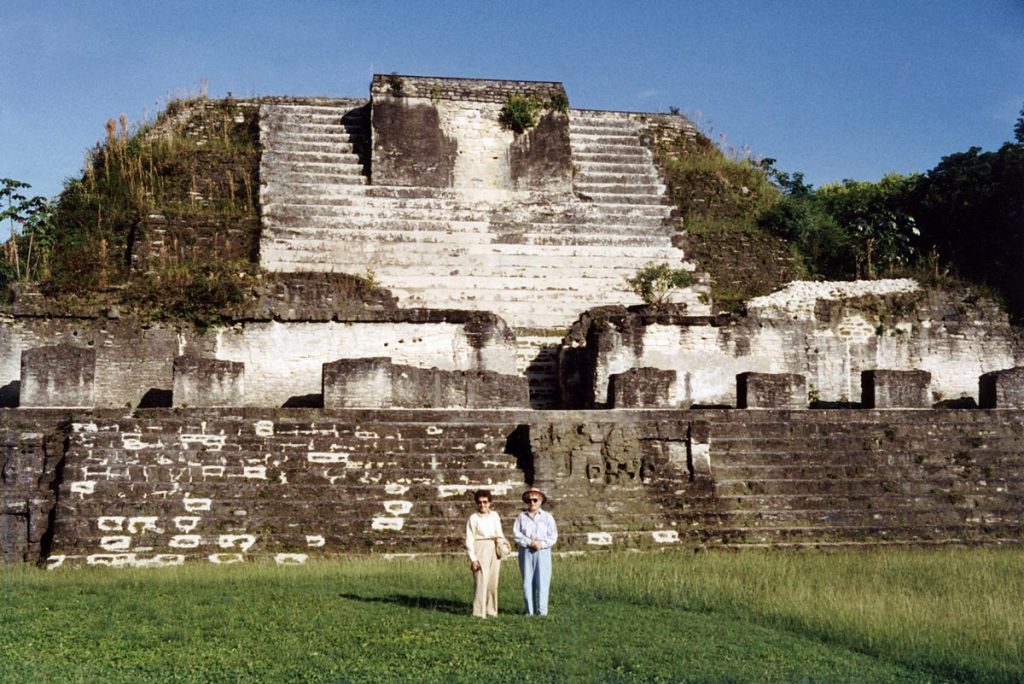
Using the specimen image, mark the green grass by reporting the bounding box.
[1,548,1021,682]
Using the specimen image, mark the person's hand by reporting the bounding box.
[530,540,541,550]
[471,560,481,572]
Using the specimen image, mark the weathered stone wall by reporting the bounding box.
[370,75,571,191]
[0,312,518,409]
[0,412,65,563]
[370,96,457,187]
[563,282,1024,408]
[323,358,529,409]
[370,75,565,104]
[4,406,1023,566]
[131,213,260,274]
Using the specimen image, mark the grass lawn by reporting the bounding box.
[1,548,1021,682]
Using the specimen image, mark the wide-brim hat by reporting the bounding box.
[522,487,546,504]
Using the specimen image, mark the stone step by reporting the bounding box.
[569,117,638,126]
[577,162,660,175]
[573,171,661,184]
[390,294,637,318]
[265,101,368,112]
[578,192,670,206]
[575,182,667,195]
[260,238,682,261]
[264,209,671,233]
[267,110,368,124]
[263,220,673,245]
[700,524,1024,546]
[261,160,367,175]
[260,256,690,284]
[261,191,675,218]
[262,171,368,185]
[366,262,683,282]
[263,215,672,239]
[262,150,362,165]
[569,131,641,143]
[573,151,652,163]
[712,492,1024,513]
[264,128,367,142]
[266,140,363,154]
[713,477,985,498]
[342,274,642,294]
[267,131,365,143]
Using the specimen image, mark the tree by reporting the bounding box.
[0,178,57,282]
[1014,101,1024,144]
[815,175,921,279]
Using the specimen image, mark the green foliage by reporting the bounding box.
[626,261,695,305]
[816,174,922,279]
[759,168,922,280]
[498,92,570,133]
[40,99,259,297]
[122,260,255,330]
[385,72,404,96]
[652,124,780,225]
[547,92,569,113]
[664,153,780,224]
[1,549,1022,682]
[1,178,59,286]
[499,94,543,133]
[912,141,1024,318]
[1015,101,1024,144]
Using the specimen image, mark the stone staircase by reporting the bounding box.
[692,411,1024,548]
[569,109,670,206]
[259,101,710,406]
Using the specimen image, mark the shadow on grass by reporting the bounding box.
[338,592,467,615]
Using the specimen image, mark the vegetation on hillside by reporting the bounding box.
[652,104,1024,319]
[1,96,260,319]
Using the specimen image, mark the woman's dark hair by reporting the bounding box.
[474,489,492,502]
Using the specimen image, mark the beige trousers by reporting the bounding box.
[472,538,501,617]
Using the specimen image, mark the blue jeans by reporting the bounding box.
[518,547,552,615]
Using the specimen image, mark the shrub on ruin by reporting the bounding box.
[547,92,570,113]
[626,262,695,306]
[499,95,543,134]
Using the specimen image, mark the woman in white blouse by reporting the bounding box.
[465,489,508,618]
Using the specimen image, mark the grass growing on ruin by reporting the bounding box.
[1,548,1022,683]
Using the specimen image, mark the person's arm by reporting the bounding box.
[512,512,529,548]
[466,515,478,563]
[539,512,557,549]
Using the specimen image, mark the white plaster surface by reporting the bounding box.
[590,281,1023,405]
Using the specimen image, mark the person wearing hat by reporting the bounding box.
[512,487,558,616]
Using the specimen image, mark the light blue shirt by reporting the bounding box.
[513,509,558,550]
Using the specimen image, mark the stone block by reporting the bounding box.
[465,370,529,408]
[172,356,245,408]
[979,367,1024,409]
[19,345,96,408]
[737,373,807,409]
[608,368,676,408]
[509,111,572,192]
[323,357,394,409]
[0,513,28,563]
[371,96,457,188]
[391,365,439,408]
[861,370,931,408]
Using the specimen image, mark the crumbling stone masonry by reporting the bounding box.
[3,407,1023,566]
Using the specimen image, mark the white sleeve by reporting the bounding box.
[466,515,478,563]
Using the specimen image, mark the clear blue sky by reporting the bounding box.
[2,0,1022,231]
